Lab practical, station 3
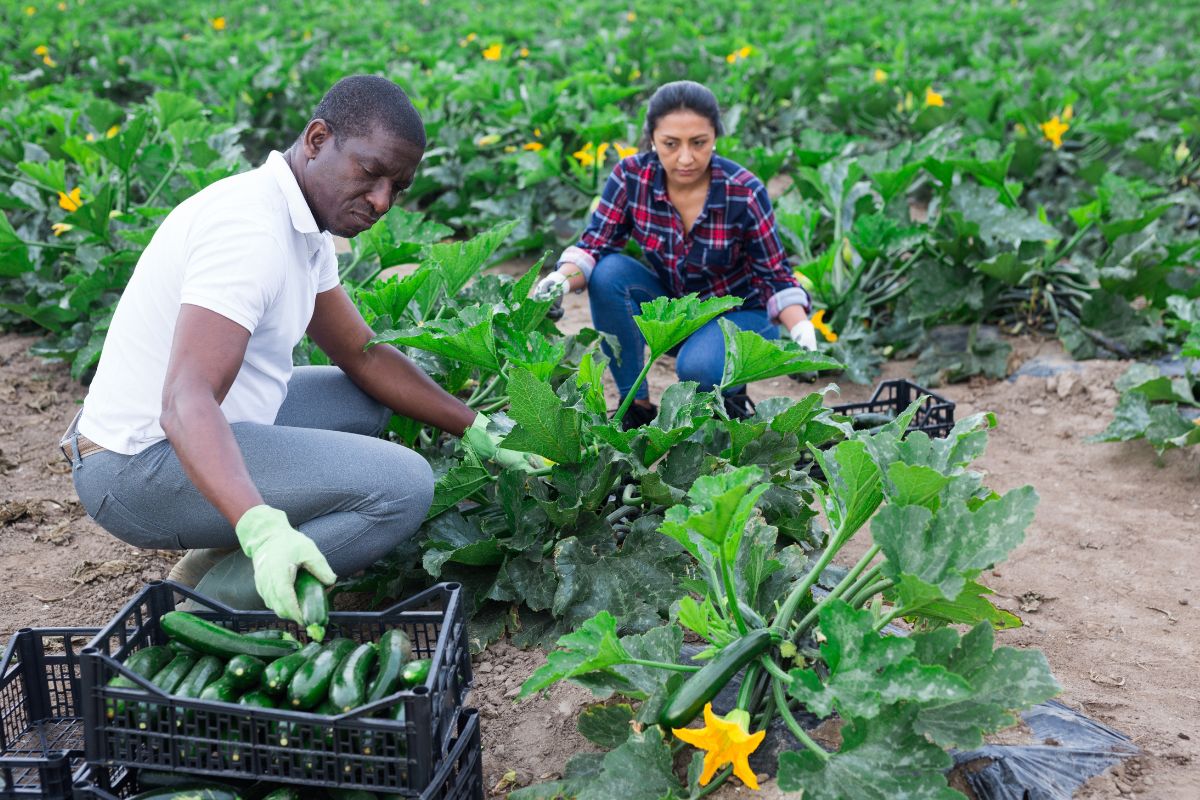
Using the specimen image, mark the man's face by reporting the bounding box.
[300,121,424,238]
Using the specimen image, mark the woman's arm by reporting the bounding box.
[550,158,637,290]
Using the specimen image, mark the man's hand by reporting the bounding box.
[789,319,818,351]
[461,413,542,473]
[235,505,336,624]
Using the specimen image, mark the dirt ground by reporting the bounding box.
[2,288,1197,798]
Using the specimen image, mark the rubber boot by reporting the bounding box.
[189,549,269,612]
[166,547,238,588]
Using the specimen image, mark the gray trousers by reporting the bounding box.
[69,366,435,580]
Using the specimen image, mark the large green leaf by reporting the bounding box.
[777,706,962,800]
[788,601,971,719]
[634,294,743,359]
[575,728,683,800]
[0,210,32,278]
[371,304,499,370]
[577,703,635,749]
[911,623,1060,748]
[717,318,841,390]
[519,610,635,698]
[357,268,433,326]
[501,366,584,463]
[949,182,1059,246]
[873,485,1038,601]
[659,466,769,563]
[812,439,882,540]
[426,454,492,519]
[427,218,518,297]
[421,510,504,575]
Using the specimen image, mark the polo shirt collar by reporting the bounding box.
[264,151,328,259]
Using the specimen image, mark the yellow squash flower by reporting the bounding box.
[811,309,838,342]
[595,142,609,162]
[1014,122,1028,137]
[672,704,766,790]
[573,142,596,167]
[57,187,82,212]
[1062,103,1074,122]
[466,32,477,42]
[626,11,636,21]
[738,46,753,58]
[725,52,737,64]
[57,1,66,9]
[873,68,888,83]
[25,6,36,15]
[43,55,57,67]
[1039,115,1069,149]
[903,91,915,111]
[533,128,542,138]
[482,43,502,60]
[211,16,226,30]
[476,133,501,147]
[106,125,120,138]
[614,142,638,159]
[1175,140,1191,165]
[34,45,50,56]
[519,47,529,58]
[924,86,945,107]
[522,142,544,151]
[85,133,95,142]
[51,222,74,236]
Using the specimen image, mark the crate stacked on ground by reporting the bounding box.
[75,709,484,800]
[80,580,474,797]
[0,628,102,799]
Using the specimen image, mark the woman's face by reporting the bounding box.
[651,110,716,188]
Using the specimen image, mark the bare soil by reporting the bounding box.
[2,297,1197,798]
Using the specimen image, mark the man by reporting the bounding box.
[61,75,514,623]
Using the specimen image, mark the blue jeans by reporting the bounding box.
[68,366,434,579]
[588,253,780,400]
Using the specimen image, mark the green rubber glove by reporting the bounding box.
[234,505,337,624]
[461,413,541,473]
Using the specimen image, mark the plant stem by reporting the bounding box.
[612,359,656,425]
[847,578,894,609]
[758,655,793,685]
[772,677,828,762]
[721,550,749,635]
[873,605,911,632]
[19,239,75,251]
[736,662,761,710]
[693,765,732,798]
[143,159,180,206]
[774,527,847,637]
[827,545,880,603]
[626,658,700,673]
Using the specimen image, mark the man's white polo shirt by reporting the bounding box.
[78,151,340,455]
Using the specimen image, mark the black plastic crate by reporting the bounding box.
[0,628,99,800]
[830,378,956,438]
[75,709,483,800]
[80,581,471,796]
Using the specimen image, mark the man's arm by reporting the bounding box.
[160,303,264,525]
[306,286,476,436]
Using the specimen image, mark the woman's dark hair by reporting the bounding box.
[640,80,724,149]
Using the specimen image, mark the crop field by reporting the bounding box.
[1,0,1198,798]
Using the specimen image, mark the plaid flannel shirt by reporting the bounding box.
[558,152,809,321]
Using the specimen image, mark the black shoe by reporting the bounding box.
[619,400,658,431]
[723,391,756,420]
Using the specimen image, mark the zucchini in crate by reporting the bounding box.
[287,637,355,710]
[364,629,411,704]
[129,786,243,800]
[223,654,266,691]
[136,652,198,729]
[329,642,378,713]
[261,641,321,696]
[160,611,301,660]
[106,645,174,719]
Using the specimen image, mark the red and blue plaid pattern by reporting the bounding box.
[561,152,808,319]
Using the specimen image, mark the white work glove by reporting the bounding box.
[789,319,818,351]
[533,271,570,302]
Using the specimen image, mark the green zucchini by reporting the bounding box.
[129,786,242,800]
[244,628,290,640]
[236,689,276,709]
[329,642,377,713]
[106,645,173,719]
[286,638,355,710]
[295,570,329,643]
[400,658,432,688]
[137,652,197,729]
[261,641,321,696]
[222,654,266,691]
[365,629,412,704]
[199,675,241,705]
[659,628,777,729]
[175,655,224,698]
[168,639,198,656]
[160,611,300,660]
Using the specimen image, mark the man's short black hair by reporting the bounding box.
[310,75,426,149]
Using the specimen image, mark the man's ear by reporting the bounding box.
[301,119,334,160]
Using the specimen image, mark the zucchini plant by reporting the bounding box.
[513,408,1059,799]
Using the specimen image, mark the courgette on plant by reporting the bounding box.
[513,408,1059,799]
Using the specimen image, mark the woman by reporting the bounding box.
[535,81,816,428]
